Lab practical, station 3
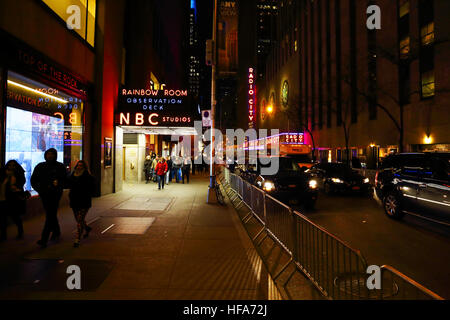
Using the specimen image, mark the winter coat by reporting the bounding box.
[30,149,67,198]
[155,161,168,176]
[67,171,96,209]
[0,166,26,202]
[144,159,153,174]
[166,160,173,170]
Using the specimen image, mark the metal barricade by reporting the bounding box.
[250,186,266,224]
[379,265,444,300]
[264,195,295,255]
[293,210,369,300]
[221,168,443,300]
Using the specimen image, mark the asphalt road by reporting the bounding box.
[294,190,450,299]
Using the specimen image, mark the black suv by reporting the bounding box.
[375,153,450,225]
[240,156,319,209]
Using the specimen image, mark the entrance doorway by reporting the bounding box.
[115,126,197,191]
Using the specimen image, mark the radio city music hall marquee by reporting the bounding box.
[248,68,256,129]
[116,88,193,127]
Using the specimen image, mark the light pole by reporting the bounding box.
[207,0,218,203]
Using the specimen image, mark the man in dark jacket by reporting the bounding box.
[143,155,152,184]
[31,148,67,248]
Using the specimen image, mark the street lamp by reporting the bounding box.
[207,0,218,204]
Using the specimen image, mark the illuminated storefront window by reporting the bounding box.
[42,0,96,46]
[5,71,84,191]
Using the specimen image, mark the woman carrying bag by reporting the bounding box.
[67,160,96,247]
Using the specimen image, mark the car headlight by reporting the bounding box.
[331,178,344,184]
[263,181,275,192]
[309,180,318,189]
[364,178,370,184]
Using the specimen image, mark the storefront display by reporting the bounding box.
[4,71,84,191]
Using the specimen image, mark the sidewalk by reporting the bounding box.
[0,174,271,299]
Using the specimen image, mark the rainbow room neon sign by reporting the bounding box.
[248,68,256,128]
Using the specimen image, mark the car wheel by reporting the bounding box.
[383,192,405,220]
[324,182,333,195]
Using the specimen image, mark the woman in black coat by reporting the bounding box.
[68,160,96,247]
[0,160,27,241]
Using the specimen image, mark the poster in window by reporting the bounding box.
[104,137,112,168]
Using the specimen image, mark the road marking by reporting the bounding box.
[101,224,115,234]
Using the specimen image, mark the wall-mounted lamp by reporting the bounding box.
[424,135,433,144]
[266,104,274,114]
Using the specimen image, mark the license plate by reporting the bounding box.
[288,184,297,188]
[352,186,360,190]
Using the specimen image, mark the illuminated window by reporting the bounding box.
[399,0,410,18]
[42,0,96,46]
[399,36,410,59]
[421,22,435,46]
[421,70,435,98]
[5,71,85,191]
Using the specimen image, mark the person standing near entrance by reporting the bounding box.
[155,157,168,190]
[165,156,172,185]
[151,156,159,182]
[172,156,182,183]
[31,148,67,248]
[0,160,28,241]
[182,156,191,184]
[67,160,96,247]
[144,155,153,184]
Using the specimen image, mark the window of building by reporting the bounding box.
[421,70,435,98]
[42,0,96,47]
[5,71,85,191]
[399,0,410,18]
[399,36,410,59]
[421,22,435,46]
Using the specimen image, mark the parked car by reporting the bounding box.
[240,156,319,209]
[375,152,450,224]
[309,162,372,195]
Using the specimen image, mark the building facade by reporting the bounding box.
[254,0,450,168]
[0,0,125,197]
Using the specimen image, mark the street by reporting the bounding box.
[0,175,271,300]
[296,190,450,299]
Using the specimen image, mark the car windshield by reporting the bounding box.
[323,163,353,175]
[258,157,302,173]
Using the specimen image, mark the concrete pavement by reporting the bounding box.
[0,174,273,300]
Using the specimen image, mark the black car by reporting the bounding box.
[375,152,450,225]
[240,156,319,209]
[309,162,372,195]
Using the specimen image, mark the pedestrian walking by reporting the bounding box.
[144,155,153,184]
[165,156,172,185]
[151,156,159,182]
[67,160,96,248]
[172,156,182,183]
[31,148,67,248]
[182,156,191,184]
[155,157,168,190]
[0,160,28,241]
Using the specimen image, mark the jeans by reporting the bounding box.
[157,175,165,189]
[40,194,62,243]
[165,171,170,184]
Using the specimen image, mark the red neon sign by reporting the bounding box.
[118,112,192,126]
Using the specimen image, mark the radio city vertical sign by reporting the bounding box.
[248,68,256,129]
[115,87,193,127]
